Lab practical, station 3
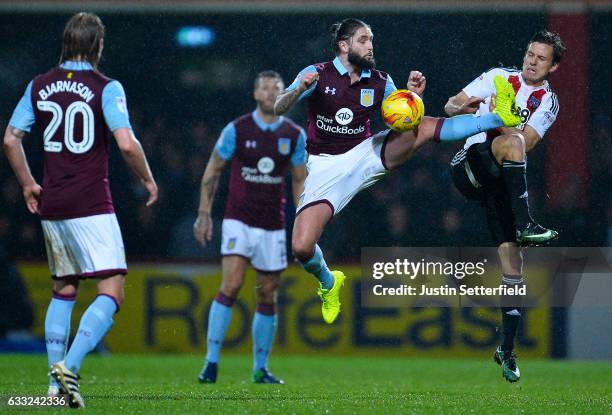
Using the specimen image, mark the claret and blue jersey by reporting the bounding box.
[215,111,306,231]
[286,56,397,155]
[8,61,133,220]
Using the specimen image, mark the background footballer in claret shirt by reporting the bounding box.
[0,2,610,414]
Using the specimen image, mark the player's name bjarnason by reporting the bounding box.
[372,284,527,296]
[39,80,95,103]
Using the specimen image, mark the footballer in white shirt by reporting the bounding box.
[445,30,566,383]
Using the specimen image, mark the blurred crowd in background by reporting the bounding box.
[0,10,610,266]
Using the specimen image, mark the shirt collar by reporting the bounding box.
[59,61,94,71]
[332,56,371,79]
[252,111,284,132]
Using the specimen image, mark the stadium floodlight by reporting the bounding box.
[177,26,215,47]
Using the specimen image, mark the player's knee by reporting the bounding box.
[115,290,125,306]
[256,285,278,304]
[496,134,525,161]
[498,241,518,253]
[52,278,79,298]
[53,285,78,299]
[292,237,315,262]
[508,133,525,153]
[256,277,280,300]
[221,278,243,298]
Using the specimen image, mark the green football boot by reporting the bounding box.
[492,75,521,127]
[494,346,521,383]
[252,368,285,384]
[516,222,559,246]
[317,270,346,324]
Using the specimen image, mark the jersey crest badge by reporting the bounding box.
[528,95,541,111]
[227,238,236,250]
[278,138,291,155]
[360,89,374,107]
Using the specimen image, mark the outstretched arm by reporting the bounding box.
[193,150,227,246]
[3,126,42,214]
[446,69,503,116]
[114,128,158,207]
[444,91,485,116]
[274,71,319,115]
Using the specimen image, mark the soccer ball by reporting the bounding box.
[381,89,425,132]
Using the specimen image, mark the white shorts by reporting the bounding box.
[41,213,127,279]
[221,219,287,272]
[297,130,389,216]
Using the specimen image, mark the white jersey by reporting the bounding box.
[462,67,559,149]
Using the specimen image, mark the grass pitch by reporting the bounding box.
[0,354,610,414]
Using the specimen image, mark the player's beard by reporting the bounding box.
[258,98,276,115]
[348,49,375,70]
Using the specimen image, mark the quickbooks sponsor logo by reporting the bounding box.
[335,107,353,125]
[241,166,282,184]
[315,112,364,135]
[316,121,365,135]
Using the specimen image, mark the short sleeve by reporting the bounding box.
[8,81,35,133]
[102,80,132,131]
[383,75,397,101]
[286,65,318,100]
[214,122,236,160]
[462,68,503,99]
[291,128,307,166]
[526,93,559,139]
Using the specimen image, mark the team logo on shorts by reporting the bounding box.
[278,138,291,155]
[227,238,237,250]
[335,108,353,125]
[360,89,374,107]
[257,157,275,174]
